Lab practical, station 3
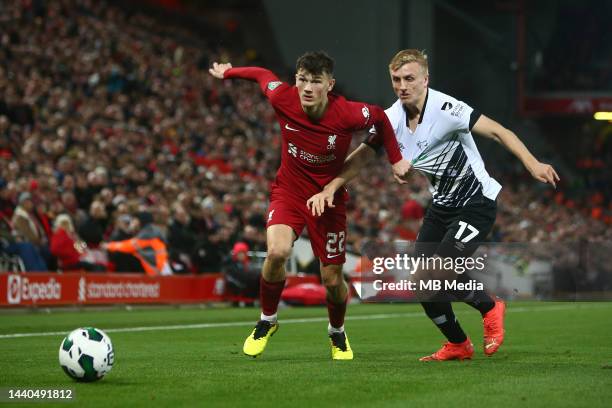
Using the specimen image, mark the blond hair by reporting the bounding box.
[389,49,428,74]
[54,214,74,232]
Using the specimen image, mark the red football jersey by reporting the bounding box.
[224,67,402,200]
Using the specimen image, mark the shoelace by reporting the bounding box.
[253,320,272,340]
[329,332,347,352]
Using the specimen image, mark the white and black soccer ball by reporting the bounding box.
[58,327,114,382]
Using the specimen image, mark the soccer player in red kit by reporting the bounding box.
[209,52,410,359]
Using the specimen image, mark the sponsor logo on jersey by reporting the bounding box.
[300,150,336,165]
[441,102,453,111]
[398,142,405,152]
[446,169,459,177]
[327,135,337,150]
[285,123,299,132]
[288,142,335,165]
[416,140,429,150]
[267,81,282,91]
[362,106,370,123]
[451,103,466,118]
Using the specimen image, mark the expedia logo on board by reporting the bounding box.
[7,274,20,304]
[6,274,62,304]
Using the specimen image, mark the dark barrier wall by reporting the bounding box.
[262,0,433,107]
[262,0,517,122]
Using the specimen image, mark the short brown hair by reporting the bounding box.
[296,51,334,76]
[388,49,428,74]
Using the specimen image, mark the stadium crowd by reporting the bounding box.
[0,0,609,273]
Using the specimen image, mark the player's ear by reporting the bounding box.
[328,77,335,92]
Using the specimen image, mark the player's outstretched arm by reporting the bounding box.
[307,144,376,216]
[209,62,280,94]
[472,115,560,188]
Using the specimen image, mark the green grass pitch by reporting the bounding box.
[1,302,611,407]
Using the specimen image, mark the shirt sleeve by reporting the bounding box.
[348,102,402,164]
[469,109,481,130]
[223,67,283,98]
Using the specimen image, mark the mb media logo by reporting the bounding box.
[8,274,21,304]
[441,102,453,111]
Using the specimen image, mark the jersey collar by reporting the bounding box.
[419,89,429,124]
[403,88,429,127]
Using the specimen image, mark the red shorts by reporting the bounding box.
[267,188,347,264]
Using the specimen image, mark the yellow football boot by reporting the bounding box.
[243,320,279,358]
[329,331,353,360]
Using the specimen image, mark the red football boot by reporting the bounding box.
[419,338,474,361]
[483,299,506,356]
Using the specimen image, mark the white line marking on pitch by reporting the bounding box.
[0,304,606,339]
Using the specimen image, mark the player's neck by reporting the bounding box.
[403,90,427,120]
[404,103,420,120]
[302,97,329,121]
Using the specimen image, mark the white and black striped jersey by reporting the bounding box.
[376,88,501,208]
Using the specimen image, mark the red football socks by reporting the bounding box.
[259,276,285,317]
[326,296,348,329]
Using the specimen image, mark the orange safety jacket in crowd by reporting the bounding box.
[105,226,171,276]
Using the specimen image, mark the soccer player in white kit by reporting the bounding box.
[307,49,559,361]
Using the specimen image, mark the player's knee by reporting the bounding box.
[266,244,291,264]
[321,272,343,288]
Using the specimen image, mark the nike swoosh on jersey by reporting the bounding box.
[327,253,343,259]
[285,124,300,132]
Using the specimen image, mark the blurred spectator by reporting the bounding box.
[107,214,144,273]
[223,241,260,299]
[193,228,232,274]
[11,193,46,247]
[7,192,48,271]
[167,204,196,274]
[50,214,106,271]
[104,211,172,276]
[394,199,425,241]
[0,178,13,220]
[78,200,109,247]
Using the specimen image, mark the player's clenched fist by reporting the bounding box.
[392,159,412,184]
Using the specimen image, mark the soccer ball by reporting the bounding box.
[58,327,114,382]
